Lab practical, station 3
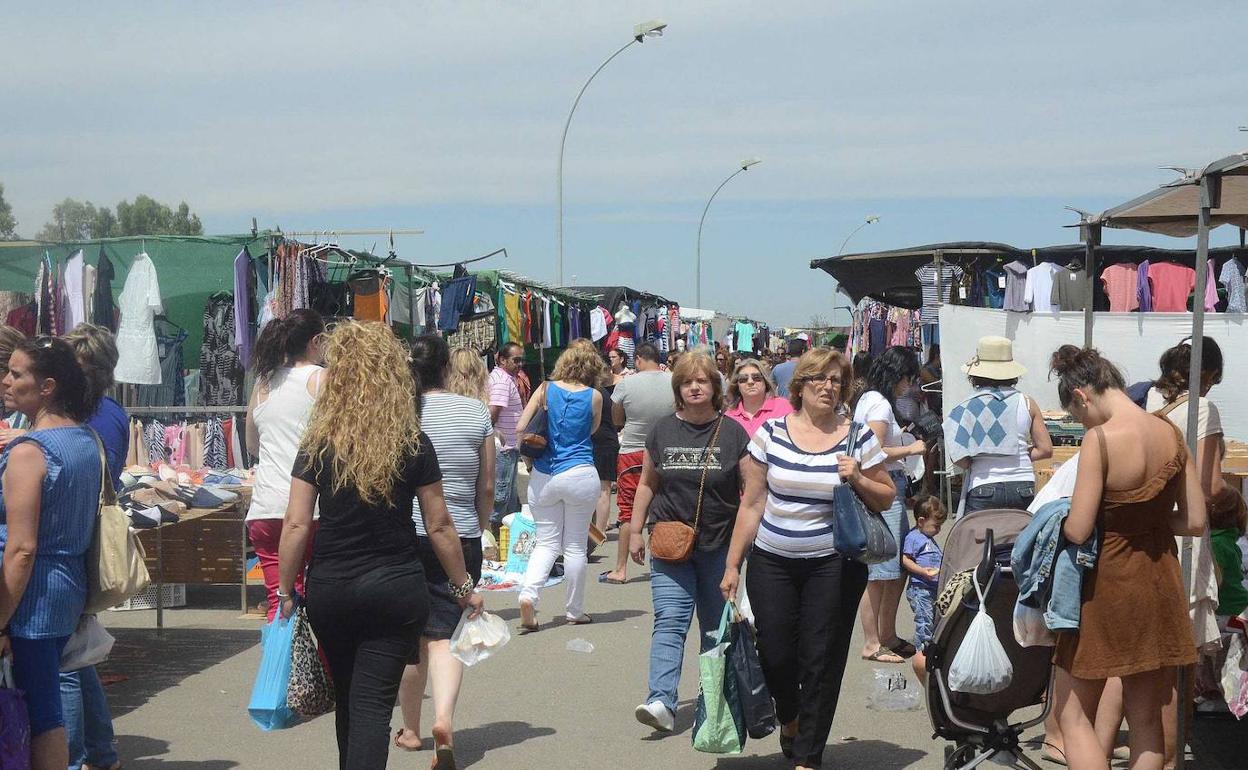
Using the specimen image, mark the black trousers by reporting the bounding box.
[305,564,430,770]
[746,548,868,769]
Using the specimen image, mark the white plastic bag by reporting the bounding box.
[449,610,511,666]
[60,614,116,672]
[865,667,921,711]
[1012,601,1055,648]
[948,575,1013,694]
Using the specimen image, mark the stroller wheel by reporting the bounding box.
[943,743,977,770]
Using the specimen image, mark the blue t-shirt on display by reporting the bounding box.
[902,527,942,589]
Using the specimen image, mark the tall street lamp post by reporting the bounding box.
[695,157,762,307]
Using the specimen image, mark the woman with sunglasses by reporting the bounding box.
[725,357,793,438]
[0,337,101,770]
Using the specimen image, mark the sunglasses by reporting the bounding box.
[735,374,765,384]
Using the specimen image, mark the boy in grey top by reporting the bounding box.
[602,343,674,583]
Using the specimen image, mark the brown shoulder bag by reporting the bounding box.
[650,417,723,563]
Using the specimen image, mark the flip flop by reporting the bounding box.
[432,745,457,770]
[394,728,424,752]
[598,571,626,585]
[888,639,918,659]
[862,649,904,664]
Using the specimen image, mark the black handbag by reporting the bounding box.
[727,604,776,739]
[518,385,550,459]
[831,421,898,565]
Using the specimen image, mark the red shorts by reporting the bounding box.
[615,450,646,523]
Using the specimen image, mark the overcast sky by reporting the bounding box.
[4,1,1246,325]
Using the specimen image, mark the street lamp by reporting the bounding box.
[556,20,667,286]
[837,214,880,255]
[695,157,762,307]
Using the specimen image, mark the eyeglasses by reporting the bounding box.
[801,374,842,388]
[509,356,526,363]
[735,374,765,384]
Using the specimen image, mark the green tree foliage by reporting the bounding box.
[36,195,203,241]
[0,183,16,240]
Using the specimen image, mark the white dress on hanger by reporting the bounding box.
[114,253,164,385]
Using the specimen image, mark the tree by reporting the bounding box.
[0,183,16,240]
[36,198,103,241]
[36,194,204,241]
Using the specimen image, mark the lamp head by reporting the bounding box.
[865,215,880,224]
[740,157,762,170]
[634,20,667,41]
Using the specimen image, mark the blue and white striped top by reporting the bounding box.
[0,426,100,639]
[748,417,884,559]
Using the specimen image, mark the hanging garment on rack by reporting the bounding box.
[541,297,553,348]
[1100,263,1139,312]
[914,262,964,323]
[83,263,96,324]
[1023,262,1061,313]
[233,247,256,369]
[1147,262,1196,312]
[135,322,188,407]
[438,276,477,331]
[62,249,86,330]
[0,292,32,327]
[92,248,117,330]
[204,418,227,470]
[1050,263,1089,311]
[6,302,35,338]
[981,266,1006,309]
[115,252,165,385]
[35,258,52,335]
[144,419,168,464]
[445,311,497,353]
[349,271,390,321]
[200,292,243,406]
[1220,258,1247,314]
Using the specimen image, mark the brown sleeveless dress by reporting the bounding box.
[1053,422,1198,679]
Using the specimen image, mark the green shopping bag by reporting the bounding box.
[692,603,746,754]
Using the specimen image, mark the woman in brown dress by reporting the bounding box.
[1048,346,1206,770]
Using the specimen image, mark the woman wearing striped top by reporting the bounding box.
[721,348,895,770]
[396,336,495,759]
[0,337,102,770]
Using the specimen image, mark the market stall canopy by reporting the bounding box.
[568,285,675,311]
[1091,151,1248,236]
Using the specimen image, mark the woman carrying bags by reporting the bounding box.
[722,348,895,770]
[628,352,752,734]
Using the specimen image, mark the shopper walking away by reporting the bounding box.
[488,343,526,528]
[245,309,325,620]
[603,343,674,585]
[277,322,482,770]
[944,336,1052,515]
[0,337,101,770]
[854,346,927,664]
[515,343,604,629]
[725,357,793,438]
[394,336,495,758]
[772,338,805,398]
[1045,345,1204,770]
[63,324,128,770]
[628,353,752,733]
[722,348,896,769]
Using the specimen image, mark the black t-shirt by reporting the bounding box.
[644,414,749,551]
[293,432,442,582]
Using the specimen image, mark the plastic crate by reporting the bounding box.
[109,583,187,611]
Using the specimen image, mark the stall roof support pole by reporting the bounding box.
[1081,223,1101,347]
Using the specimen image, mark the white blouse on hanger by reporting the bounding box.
[114,253,165,385]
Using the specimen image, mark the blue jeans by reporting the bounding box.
[964,480,1035,515]
[646,545,729,715]
[60,665,119,768]
[906,583,937,647]
[492,448,520,524]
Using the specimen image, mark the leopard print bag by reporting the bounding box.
[286,607,335,718]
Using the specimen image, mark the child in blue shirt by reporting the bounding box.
[902,496,947,649]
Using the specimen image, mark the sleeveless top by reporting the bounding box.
[0,426,100,638]
[967,391,1035,489]
[534,383,595,476]
[248,365,321,521]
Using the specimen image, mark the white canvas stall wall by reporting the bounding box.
[938,305,1248,442]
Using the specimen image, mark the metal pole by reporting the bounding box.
[1082,223,1100,347]
[695,167,748,308]
[557,39,637,287]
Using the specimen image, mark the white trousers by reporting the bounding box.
[520,465,601,619]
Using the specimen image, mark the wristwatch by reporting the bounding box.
[448,576,475,599]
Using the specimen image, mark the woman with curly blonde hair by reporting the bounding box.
[515,341,604,630]
[277,322,483,770]
[446,347,489,403]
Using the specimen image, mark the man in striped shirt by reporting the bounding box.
[489,342,525,526]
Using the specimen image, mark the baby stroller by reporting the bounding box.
[924,508,1053,770]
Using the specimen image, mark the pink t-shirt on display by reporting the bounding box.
[1100,263,1139,312]
[1147,262,1196,312]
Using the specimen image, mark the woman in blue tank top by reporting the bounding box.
[515,340,604,630]
[0,337,101,769]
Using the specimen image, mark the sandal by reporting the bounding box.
[862,649,904,664]
[519,599,539,633]
[431,745,457,770]
[888,639,917,659]
[394,728,424,751]
[598,572,626,585]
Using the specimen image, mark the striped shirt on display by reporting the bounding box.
[748,416,884,559]
[413,392,494,538]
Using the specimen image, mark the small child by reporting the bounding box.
[902,496,948,650]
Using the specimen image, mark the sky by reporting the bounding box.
[4,1,1247,326]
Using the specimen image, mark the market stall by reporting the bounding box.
[567,284,681,366]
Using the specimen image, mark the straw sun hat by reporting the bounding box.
[961,336,1027,380]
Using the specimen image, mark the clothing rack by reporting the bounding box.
[127,406,247,415]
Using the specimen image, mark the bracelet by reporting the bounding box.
[276,589,293,600]
[448,576,475,600]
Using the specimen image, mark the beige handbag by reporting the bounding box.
[85,432,151,613]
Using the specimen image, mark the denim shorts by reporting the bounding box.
[867,470,910,582]
[964,480,1035,515]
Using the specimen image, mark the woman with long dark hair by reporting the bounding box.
[247,309,325,620]
[0,337,101,770]
[853,345,927,664]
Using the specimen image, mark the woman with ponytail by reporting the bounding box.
[245,309,325,619]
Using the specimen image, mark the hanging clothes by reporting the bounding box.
[1219,257,1247,314]
[349,271,390,322]
[115,253,165,385]
[233,247,256,368]
[1147,262,1196,312]
[1100,263,1139,312]
[1050,262,1089,311]
[135,321,188,407]
[914,262,964,323]
[92,248,117,330]
[200,292,243,406]
[1137,261,1153,312]
[1002,260,1030,312]
[61,249,86,330]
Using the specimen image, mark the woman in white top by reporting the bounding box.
[721,348,894,769]
[245,309,325,621]
[945,336,1052,515]
[396,336,496,760]
[852,346,928,664]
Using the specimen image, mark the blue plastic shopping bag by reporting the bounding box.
[248,613,298,731]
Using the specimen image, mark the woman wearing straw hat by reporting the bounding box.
[942,336,1052,515]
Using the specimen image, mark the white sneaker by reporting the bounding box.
[634,701,674,733]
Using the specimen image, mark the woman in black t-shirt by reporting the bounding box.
[626,352,754,734]
[277,321,483,770]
